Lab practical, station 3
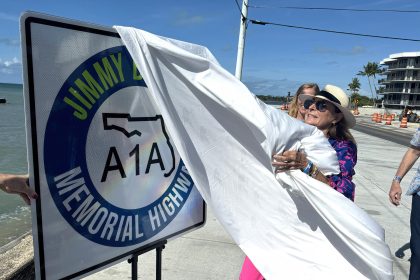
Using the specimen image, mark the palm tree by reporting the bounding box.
[358,62,382,106]
[348,77,361,108]
[348,77,361,95]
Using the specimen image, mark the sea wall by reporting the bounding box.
[0,233,34,280]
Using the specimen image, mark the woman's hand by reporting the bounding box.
[272,151,308,173]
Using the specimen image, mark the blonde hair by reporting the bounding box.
[288,83,320,118]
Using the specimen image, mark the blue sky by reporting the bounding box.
[1,0,420,97]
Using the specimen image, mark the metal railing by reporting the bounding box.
[384,64,420,70]
[380,88,420,94]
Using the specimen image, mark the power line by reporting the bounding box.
[234,0,246,19]
[250,20,420,42]
[248,5,420,13]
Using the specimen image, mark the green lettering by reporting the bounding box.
[63,97,87,120]
[133,63,143,81]
[75,79,96,103]
[110,53,124,82]
[94,57,118,90]
[69,87,92,109]
[74,70,105,104]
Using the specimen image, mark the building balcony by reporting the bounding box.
[383,100,420,107]
[380,88,420,94]
[381,66,420,74]
[387,64,408,69]
[383,101,402,106]
[385,62,420,69]
[380,77,420,84]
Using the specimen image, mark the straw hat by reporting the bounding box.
[301,84,356,128]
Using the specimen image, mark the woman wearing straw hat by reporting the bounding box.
[240,85,358,280]
[274,84,357,201]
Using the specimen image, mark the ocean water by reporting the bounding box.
[0,83,32,248]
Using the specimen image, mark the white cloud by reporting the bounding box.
[242,76,304,96]
[173,11,205,26]
[0,57,22,74]
[314,46,367,56]
[0,38,20,46]
[0,12,18,22]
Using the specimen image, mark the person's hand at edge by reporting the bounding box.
[0,174,38,205]
[389,180,402,206]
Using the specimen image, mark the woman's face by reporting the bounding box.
[296,88,317,120]
[304,98,343,134]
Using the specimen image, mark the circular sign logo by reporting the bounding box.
[44,46,194,247]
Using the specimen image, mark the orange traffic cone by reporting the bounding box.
[376,114,383,123]
[385,115,392,125]
[400,117,408,128]
[372,113,378,122]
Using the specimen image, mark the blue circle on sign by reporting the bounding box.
[44,46,193,247]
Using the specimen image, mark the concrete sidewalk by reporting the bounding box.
[353,129,413,280]
[76,122,418,279]
[83,207,244,280]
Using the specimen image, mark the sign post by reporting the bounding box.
[20,12,205,279]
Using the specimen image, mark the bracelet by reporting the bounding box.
[393,175,402,183]
[302,161,313,175]
[310,165,319,178]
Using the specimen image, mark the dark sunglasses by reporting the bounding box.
[303,99,329,112]
[303,99,341,113]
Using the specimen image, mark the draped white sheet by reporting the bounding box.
[115,26,393,280]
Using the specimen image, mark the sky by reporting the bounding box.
[1,0,420,97]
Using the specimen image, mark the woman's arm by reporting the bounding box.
[272,142,357,201]
[272,151,330,185]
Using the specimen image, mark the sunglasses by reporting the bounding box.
[303,99,329,112]
[303,99,341,113]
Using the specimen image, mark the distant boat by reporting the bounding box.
[0,98,6,104]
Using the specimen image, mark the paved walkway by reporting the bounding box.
[83,208,244,279]
[353,130,411,280]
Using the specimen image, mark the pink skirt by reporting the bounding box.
[239,256,264,280]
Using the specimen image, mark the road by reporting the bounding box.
[353,117,413,147]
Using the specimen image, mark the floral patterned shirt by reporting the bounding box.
[406,128,420,196]
[328,138,357,201]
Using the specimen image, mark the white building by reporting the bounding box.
[379,52,420,109]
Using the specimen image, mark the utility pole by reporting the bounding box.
[235,0,248,80]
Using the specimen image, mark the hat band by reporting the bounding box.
[317,91,341,105]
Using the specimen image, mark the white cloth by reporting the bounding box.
[115,26,393,280]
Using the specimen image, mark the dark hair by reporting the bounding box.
[327,114,356,145]
[288,83,320,118]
